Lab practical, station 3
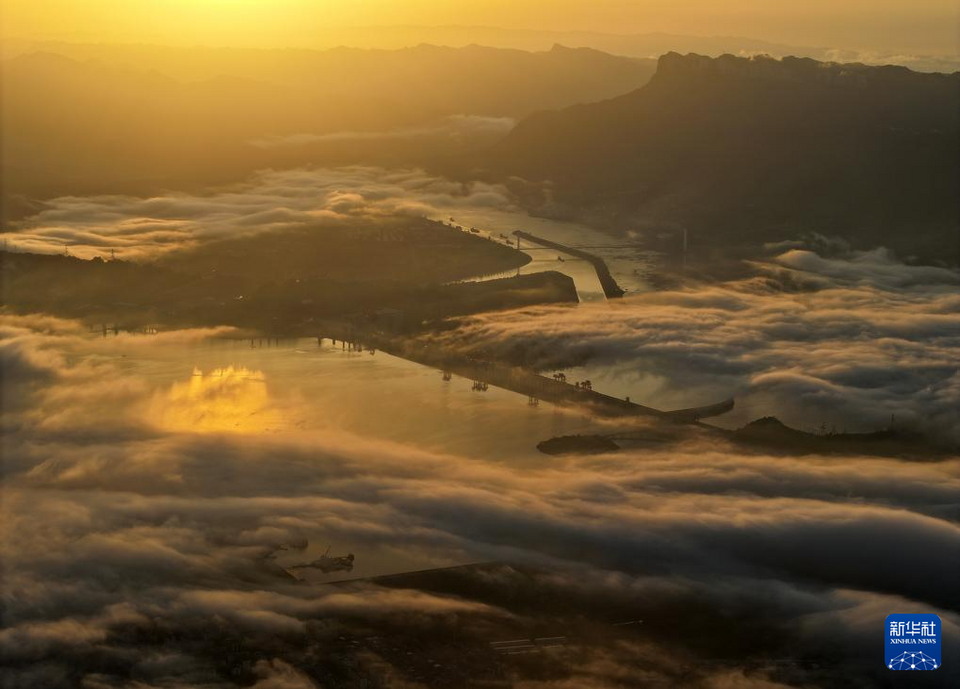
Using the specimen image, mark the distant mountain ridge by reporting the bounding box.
[654,51,958,95]
[9,29,957,73]
[477,52,960,262]
[0,44,656,217]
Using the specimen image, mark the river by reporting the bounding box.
[433,208,660,301]
[95,332,635,579]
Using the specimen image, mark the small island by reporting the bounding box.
[537,434,620,456]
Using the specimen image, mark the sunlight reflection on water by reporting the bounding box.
[123,336,608,462]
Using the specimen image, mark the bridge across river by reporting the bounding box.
[514,230,625,299]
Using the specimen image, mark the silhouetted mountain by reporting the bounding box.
[729,416,952,458]
[0,44,655,216]
[12,29,957,73]
[478,53,960,263]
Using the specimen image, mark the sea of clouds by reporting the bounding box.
[2,307,958,687]
[425,247,960,441]
[3,166,959,686]
[4,167,516,259]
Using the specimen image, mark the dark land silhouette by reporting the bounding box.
[0,219,579,333]
[470,53,960,264]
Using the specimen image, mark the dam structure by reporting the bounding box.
[319,326,733,423]
[513,231,625,299]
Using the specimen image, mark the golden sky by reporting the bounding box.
[2,1,957,53]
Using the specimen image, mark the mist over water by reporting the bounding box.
[437,206,659,299]
[3,15,960,686]
[5,166,659,304]
[14,328,613,580]
[3,308,960,688]
[115,334,601,464]
[7,165,958,438]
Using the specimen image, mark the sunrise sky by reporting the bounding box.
[3,0,957,54]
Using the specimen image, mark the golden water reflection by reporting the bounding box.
[153,366,284,433]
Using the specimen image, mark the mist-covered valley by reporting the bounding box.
[2,10,959,689]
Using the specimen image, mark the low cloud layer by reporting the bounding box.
[2,311,958,687]
[425,248,960,440]
[818,48,960,74]
[248,115,516,148]
[4,167,516,259]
